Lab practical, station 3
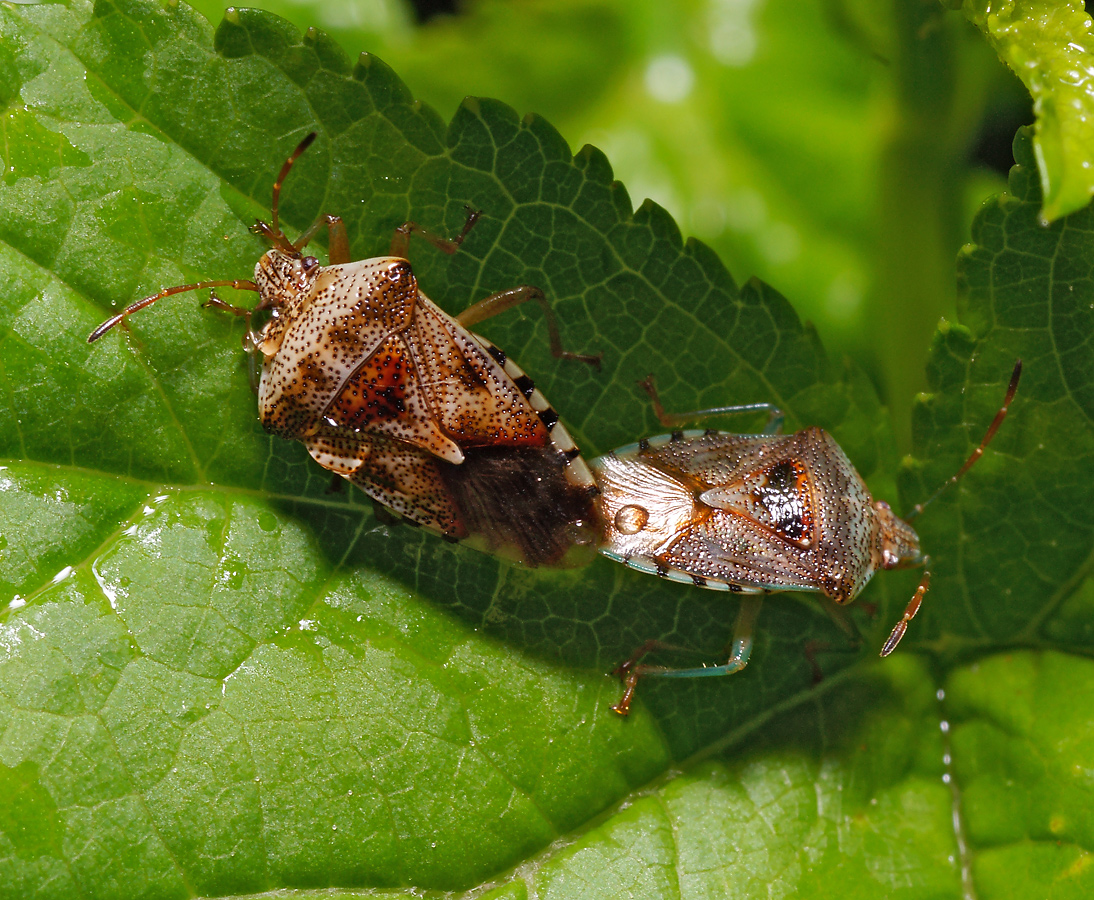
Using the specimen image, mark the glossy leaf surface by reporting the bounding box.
[0,2,1091,898]
[961,0,1094,222]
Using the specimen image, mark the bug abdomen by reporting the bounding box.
[439,445,602,567]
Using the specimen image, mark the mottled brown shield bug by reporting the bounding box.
[591,362,1022,715]
[89,133,602,567]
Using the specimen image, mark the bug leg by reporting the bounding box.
[294,215,351,264]
[457,286,602,369]
[611,596,762,716]
[203,292,252,319]
[326,216,351,264]
[390,206,481,258]
[638,375,784,432]
[204,291,267,392]
[804,600,865,684]
[371,500,401,527]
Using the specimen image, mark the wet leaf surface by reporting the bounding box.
[0,2,1091,898]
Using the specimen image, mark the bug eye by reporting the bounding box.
[302,256,319,271]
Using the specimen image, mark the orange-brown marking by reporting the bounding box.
[329,336,412,429]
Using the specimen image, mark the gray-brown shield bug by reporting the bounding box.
[88,132,602,567]
[591,362,1022,715]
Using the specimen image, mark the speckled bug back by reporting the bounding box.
[246,245,599,566]
[255,252,548,460]
[593,427,922,603]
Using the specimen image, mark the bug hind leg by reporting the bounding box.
[457,285,601,368]
[638,375,784,434]
[612,596,762,716]
[803,599,867,684]
[389,205,481,258]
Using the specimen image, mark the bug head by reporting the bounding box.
[254,248,322,311]
[873,500,922,570]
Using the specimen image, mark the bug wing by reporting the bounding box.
[596,432,825,592]
[305,426,466,538]
[439,445,600,568]
[657,508,821,592]
[323,332,468,463]
[409,295,551,448]
[306,428,598,566]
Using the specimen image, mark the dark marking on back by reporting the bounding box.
[563,446,582,461]
[514,375,536,398]
[755,459,813,543]
[671,430,684,442]
[486,345,507,366]
[638,438,650,452]
[691,574,707,587]
[537,407,560,430]
[655,563,669,577]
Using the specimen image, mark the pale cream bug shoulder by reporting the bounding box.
[88,132,603,568]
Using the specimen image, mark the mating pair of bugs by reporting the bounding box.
[89,133,1020,716]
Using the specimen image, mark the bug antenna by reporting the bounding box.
[87,280,259,342]
[271,131,317,240]
[880,568,930,657]
[905,360,1022,522]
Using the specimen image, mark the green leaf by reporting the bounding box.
[0,2,1091,899]
[959,0,1094,222]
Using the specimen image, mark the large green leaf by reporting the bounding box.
[0,1,1091,897]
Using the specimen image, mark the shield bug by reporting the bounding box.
[88,132,602,567]
[592,362,1022,715]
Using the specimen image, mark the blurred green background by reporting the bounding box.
[186,0,1032,441]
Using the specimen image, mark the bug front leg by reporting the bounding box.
[390,206,481,258]
[293,214,351,264]
[612,595,762,716]
[804,600,865,684]
[639,375,784,433]
[457,286,602,369]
